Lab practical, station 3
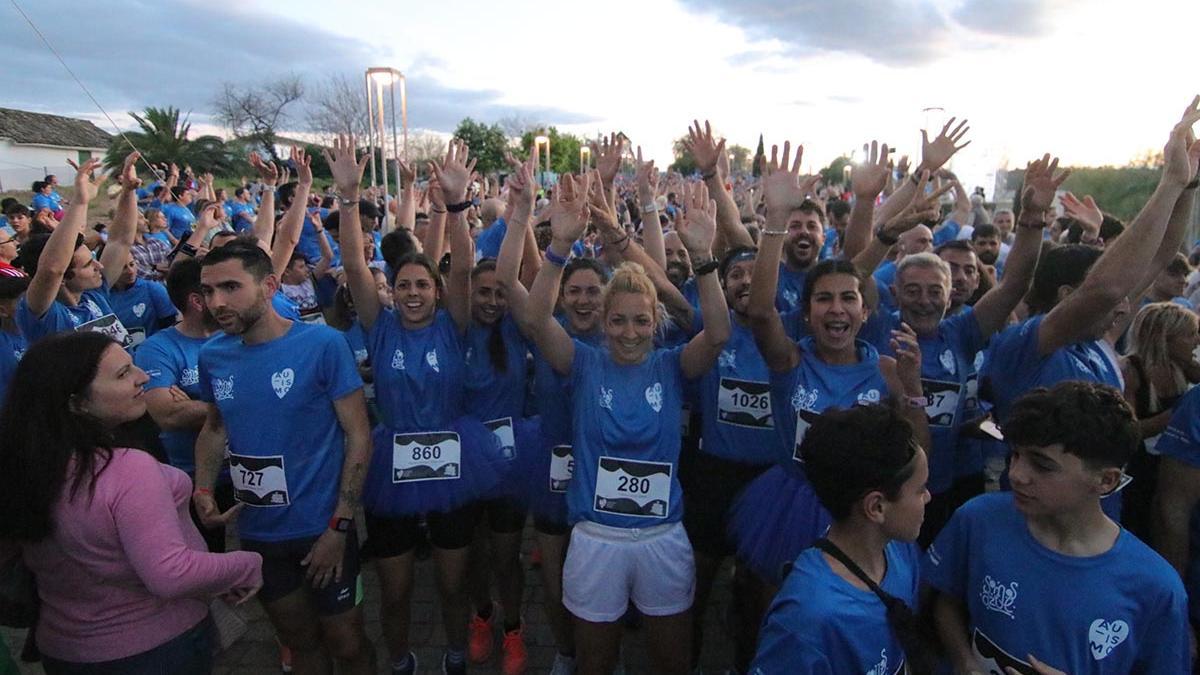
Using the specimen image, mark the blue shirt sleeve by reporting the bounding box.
[133,336,178,390]
[318,328,364,402]
[1157,387,1200,467]
[149,281,176,329]
[922,495,971,598]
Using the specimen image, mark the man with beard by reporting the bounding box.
[193,243,376,674]
[936,240,982,316]
[774,199,826,313]
[970,223,1006,280]
[664,230,700,306]
[134,258,227,550]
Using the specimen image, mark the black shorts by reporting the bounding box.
[364,502,482,557]
[533,516,571,537]
[242,530,363,616]
[681,450,770,559]
[479,496,527,534]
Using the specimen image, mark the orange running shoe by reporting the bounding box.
[468,606,495,664]
[501,624,528,675]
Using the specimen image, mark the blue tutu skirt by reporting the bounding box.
[727,463,832,584]
[363,417,508,517]
[482,416,542,502]
[526,432,574,526]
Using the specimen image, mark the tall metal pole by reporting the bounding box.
[400,74,408,162]
[376,81,390,232]
[390,80,401,235]
[364,73,377,190]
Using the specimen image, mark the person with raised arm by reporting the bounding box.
[520,167,730,675]
[726,139,929,591]
[326,136,506,675]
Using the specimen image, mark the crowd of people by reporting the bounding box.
[0,97,1199,675]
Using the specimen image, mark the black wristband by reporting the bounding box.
[693,259,719,276]
[179,242,199,257]
[875,228,899,246]
[446,200,472,213]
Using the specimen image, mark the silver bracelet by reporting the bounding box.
[761,229,787,236]
[641,202,658,213]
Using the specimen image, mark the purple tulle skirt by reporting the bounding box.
[727,463,832,584]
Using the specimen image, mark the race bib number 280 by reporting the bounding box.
[594,457,671,518]
[229,454,289,507]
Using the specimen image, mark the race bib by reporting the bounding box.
[594,457,671,518]
[972,628,1035,675]
[127,327,146,348]
[485,417,516,460]
[921,378,961,427]
[963,372,979,415]
[792,410,819,463]
[549,444,574,493]
[75,313,133,349]
[717,378,773,429]
[229,454,289,507]
[392,431,461,483]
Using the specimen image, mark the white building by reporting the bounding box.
[0,107,111,192]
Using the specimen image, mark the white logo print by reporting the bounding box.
[791,385,819,412]
[857,389,881,404]
[213,376,235,402]
[1089,619,1129,661]
[271,368,295,399]
[426,350,440,373]
[980,575,1018,619]
[645,383,663,412]
[781,288,798,308]
[866,649,888,675]
[599,387,613,410]
[719,349,737,370]
[939,349,956,375]
[391,349,406,370]
[180,367,199,387]
[84,298,103,319]
[132,302,146,318]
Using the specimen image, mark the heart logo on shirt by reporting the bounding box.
[645,382,663,412]
[939,349,956,375]
[132,302,146,318]
[1088,618,1129,660]
[271,368,295,399]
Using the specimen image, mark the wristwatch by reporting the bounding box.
[329,516,354,533]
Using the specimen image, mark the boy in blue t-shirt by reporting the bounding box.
[924,382,1188,674]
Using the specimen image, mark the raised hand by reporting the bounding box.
[429,138,476,204]
[634,146,659,206]
[1060,191,1102,233]
[548,172,591,245]
[70,157,106,204]
[761,140,810,215]
[852,140,891,200]
[890,322,923,396]
[397,158,416,187]
[427,177,446,212]
[592,132,625,187]
[677,181,717,255]
[1163,95,1200,187]
[503,152,536,221]
[1020,154,1070,217]
[880,171,953,238]
[685,119,726,177]
[119,151,142,191]
[586,170,621,236]
[320,135,369,196]
[249,152,281,187]
[919,116,970,173]
[291,146,313,188]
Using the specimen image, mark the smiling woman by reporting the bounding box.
[0,331,262,673]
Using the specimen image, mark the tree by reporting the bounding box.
[407,132,448,173]
[453,118,510,174]
[819,156,853,189]
[518,127,584,176]
[752,134,765,177]
[306,73,368,143]
[728,144,752,174]
[213,76,304,163]
[496,114,543,139]
[669,135,698,175]
[103,106,237,175]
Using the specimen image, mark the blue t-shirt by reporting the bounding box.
[296,208,331,263]
[751,541,919,675]
[367,309,466,432]
[198,321,362,541]
[0,330,27,407]
[160,203,196,239]
[933,219,963,246]
[134,327,210,472]
[772,337,888,465]
[982,314,1121,422]
[227,201,256,232]
[879,308,986,495]
[464,315,529,422]
[818,227,839,260]
[31,193,56,214]
[697,315,783,465]
[775,263,808,314]
[109,278,176,350]
[15,283,132,347]
[568,342,686,528]
[475,218,507,261]
[530,318,603,443]
[272,291,301,321]
[923,492,1188,674]
[873,259,898,290]
[1156,386,1200,467]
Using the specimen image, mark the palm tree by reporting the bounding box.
[103,106,237,175]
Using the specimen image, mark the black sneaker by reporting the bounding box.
[392,651,418,675]
[442,652,467,675]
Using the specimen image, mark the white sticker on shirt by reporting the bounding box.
[75,313,133,349]
[791,410,819,463]
[718,377,774,429]
[1089,618,1130,661]
[594,457,671,518]
[392,431,461,483]
[229,454,290,507]
[549,444,574,493]
[921,378,961,427]
[972,628,1035,675]
[485,417,516,460]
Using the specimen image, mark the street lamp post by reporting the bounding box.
[579,145,591,174]
[366,67,408,233]
[535,135,550,186]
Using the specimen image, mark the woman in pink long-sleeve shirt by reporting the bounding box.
[0,332,262,673]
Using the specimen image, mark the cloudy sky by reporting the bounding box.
[3,0,1197,194]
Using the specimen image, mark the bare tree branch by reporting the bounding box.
[213,75,304,162]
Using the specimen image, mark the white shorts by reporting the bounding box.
[562,520,695,622]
